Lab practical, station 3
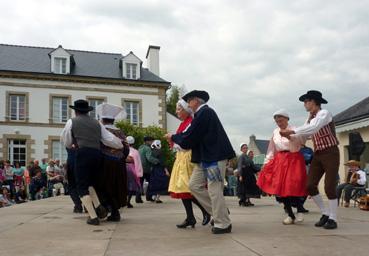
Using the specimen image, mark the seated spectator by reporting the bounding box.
[0,186,15,207]
[337,160,367,207]
[13,161,25,189]
[40,158,48,173]
[29,160,43,180]
[47,160,65,196]
[29,170,47,200]
[15,185,28,203]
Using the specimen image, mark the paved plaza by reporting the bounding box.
[0,196,368,256]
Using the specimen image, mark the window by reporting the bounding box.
[126,63,137,79]
[88,98,104,119]
[52,141,68,163]
[52,97,68,123]
[124,101,139,125]
[54,57,67,74]
[9,94,26,121]
[8,139,26,166]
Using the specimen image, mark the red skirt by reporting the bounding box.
[257,151,308,197]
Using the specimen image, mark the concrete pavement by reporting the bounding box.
[0,196,368,256]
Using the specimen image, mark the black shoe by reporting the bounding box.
[299,208,309,213]
[146,198,155,202]
[73,206,83,213]
[202,213,211,226]
[95,205,108,219]
[87,217,100,225]
[176,218,196,228]
[135,197,143,204]
[315,215,329,227]
[107,214,121,222]
[323,219,337,230]
[212,224,232,234]
[239,200,245,206]
[127,203,133,208]
[156,199,163,203]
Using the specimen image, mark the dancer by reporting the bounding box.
[166,90,235,234]
[168,99,211,228]
[96,103,129,221]
[126,136,143,208]
[257,109,307,224]
[280,90,340,229]
[237,143,261,207]
[61,99,123,225]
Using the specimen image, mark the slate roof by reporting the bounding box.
[255,139,269,155]
[334,96,369,125]
[0,44,169,84]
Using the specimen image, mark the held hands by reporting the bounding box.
[279,129,295,140]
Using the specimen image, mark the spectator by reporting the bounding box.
[0,187,15,207]
[47,160,65,197]
[29,160,43,180]
[0,160,5,187]
[40,158,48,173]
[15,185,28,203]
[13,161,25,188]
[3,160,15,196]
[29,169,47,200]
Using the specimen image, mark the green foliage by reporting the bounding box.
[166,85,180,116]
[115,120,176,170]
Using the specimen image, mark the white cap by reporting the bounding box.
[239,143,248,150]
[126,136,135,145]
[177,99,192,114]
[151,140,161,149]
[273,108,289,119]
[96,103,126,120]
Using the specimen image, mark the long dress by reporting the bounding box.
[257,125,308,197]
[99,125,129,209]
[126,147,142,195]
[237,154,261,199]
[148,148,169,196]
[168,116,194,199]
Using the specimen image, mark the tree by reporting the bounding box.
[166,85,180,116]
[115,120,176,170]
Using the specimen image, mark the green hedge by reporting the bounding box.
[115,120,176,171]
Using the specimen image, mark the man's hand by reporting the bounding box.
[279,129,295,139]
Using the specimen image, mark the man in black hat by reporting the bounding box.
[280,90,340,229]
[166,90,235,234]
[138,136,159,202]
[61,99,123,225]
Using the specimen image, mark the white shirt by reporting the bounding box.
[293,109,332,136]
[356,170,367,186]
[60,119,123,149]
[265,125,305,163]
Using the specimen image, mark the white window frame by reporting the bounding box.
[54,57,67,74]
[88,98,105,119]
[8,139,27,166]
[125,101,140,125]
[125,63,137,79]
[9,94,26,121]
[52,97,69,123]
[52,140,68,163]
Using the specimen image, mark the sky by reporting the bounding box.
[1,0,369,150]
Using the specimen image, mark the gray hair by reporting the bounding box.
[195,97,206,105]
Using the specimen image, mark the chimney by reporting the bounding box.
[146,45,160,77]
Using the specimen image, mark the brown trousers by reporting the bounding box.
[307,146,340,199]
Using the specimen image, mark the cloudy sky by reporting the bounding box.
[1,0,369,149]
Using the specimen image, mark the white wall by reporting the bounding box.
[166,112,180,133]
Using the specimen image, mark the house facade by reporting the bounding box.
[334,96,369,179]
[0,44,171,166]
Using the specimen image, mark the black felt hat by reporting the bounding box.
[69,99,94,112]
[299,90,328,104]
[182,90,210,103]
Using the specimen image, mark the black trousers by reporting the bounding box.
[74,147,102,197]
[66,149,82,208]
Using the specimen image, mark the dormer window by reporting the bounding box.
[54,57,67,74]
[121,51,142,80]
[49,45,73,75]
[126,63,137,79]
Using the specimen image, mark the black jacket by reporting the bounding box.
[172,105,235,163]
